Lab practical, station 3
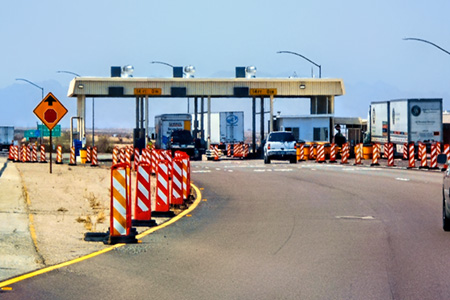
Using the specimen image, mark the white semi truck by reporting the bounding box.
[191,111,244,145]
[0,126,14,151]
[370,98,443,153]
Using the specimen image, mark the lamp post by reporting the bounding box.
[403,37,450,56]
[15,78,44,99]
[277,50,322,78]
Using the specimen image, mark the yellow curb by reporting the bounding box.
[0,183,202,288]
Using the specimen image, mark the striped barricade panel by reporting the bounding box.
[155,160,170,212]
[40,145,47,163]
[91,146,98,167]
[134,163,152,221]
[56,145,63,164]
[171,159,184,205]
[110,164,131,237]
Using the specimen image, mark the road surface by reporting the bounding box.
[3,160,450,299]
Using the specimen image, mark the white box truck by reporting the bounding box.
[0,126,14,151]
[370,99,443,153]
[154,114,192,150]
[192,111,244,144]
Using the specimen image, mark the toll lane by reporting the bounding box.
[3,160,450,300]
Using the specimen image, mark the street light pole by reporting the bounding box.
[277,50,322,78]
[403,37,450,56]
[15,78,44,99]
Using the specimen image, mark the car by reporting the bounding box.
[263,131,298,164]
[167,130,198,159]
[438,154,450,231]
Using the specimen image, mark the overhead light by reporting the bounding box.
[245,66,257,78]
[122,65,134,77]
[184,65,196,78]
[78,84,84,89]
[299,84,306,89]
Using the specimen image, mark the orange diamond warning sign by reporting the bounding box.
[33,92,68,130]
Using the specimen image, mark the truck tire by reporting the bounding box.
[289,156,297,164]
[264,156,270,164]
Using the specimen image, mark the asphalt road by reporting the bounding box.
[3,160,450,299]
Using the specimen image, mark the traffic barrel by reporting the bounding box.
[329,143,337,163]
[91,146,98,167]
[370,143,380,166]
[164,150,173,177]
[8,145,14,161]
[56,145,63,164]
[13,145,19,162]
[171,158,184,206]
[120,148,126,164]
[444,144,450,161]
[31,144,38,163]
[437,142,442,154]
[340,143,349,164]
[430,143,439,170]
[419,142,428,169]
[214,145,220,161]
[112,147,119,165]
[181,153,191,200]
[227,144,231,157]
[107,163,137,244]
[354,143,362,165]
[150,149,157,174]
[134,148,140,171]
[132,163,156,227]
[317,144,326,163]
[86,147,91,163]
[126,146,132,166]
[407,142,415,169]
[26,145,31,163]
[69,146,76,166]
[387,143,395,167]
[40,145,47,163]
[403,143,408,160]
[244,144,249,158]
[153,160,174,217]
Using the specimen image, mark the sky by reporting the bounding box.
[1,0,450,129]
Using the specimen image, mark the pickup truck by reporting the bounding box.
[167,130,198,159]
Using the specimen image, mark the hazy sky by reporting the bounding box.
[1,0,450,128]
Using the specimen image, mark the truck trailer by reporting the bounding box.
[0,126,14,151]
[192,111,244,145]
[369,98,443,153]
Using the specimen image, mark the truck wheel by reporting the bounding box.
[290,156,297,164]
[264,156,270,164]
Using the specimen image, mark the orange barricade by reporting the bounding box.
[430,143,438,169]
[419,142,428,169]
[132,163,156,227]
[56,145,63,164]
[387,143,395,167]
[171,159,184,205]
[91,146,98,167]
[371,143,380,166]
[407,142,415,169]
[69,146,76,166]
[40,145,47,163]
[329,143,337,163]
[153,160,174,217]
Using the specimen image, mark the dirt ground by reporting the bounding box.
[15,160,157,266]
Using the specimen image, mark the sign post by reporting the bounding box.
[33,92,68,174]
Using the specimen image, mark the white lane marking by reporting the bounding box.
[192,170,211,173]
[395,178,410,182]
[336,216,375,220]
[274,169,293,172]
[216,168,221,171]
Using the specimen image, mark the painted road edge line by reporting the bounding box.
[0,183,203,288]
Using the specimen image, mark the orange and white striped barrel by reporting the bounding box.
[150,149,157,174]
[309,144,316,160]
[13,145,19,162]
[19,145,24,162]
[244,144,249,158]
[133,163,152,221]
[233,144,242,158]
[40,145,47,163]
[155,160,170,213]
[227,144,231,157]
[134,148,140,171]
[329,143,337,163]
[436,142,441,154]
[69,146,76,166]
[430,143,438,169]
[164,150,173,177]
[408,142,415,168]
[214,145,219,161]
[387,143,395,167]
[86,146,91,163]
[419,143,428,169]
[110,163,132,238]
[120,148,126,164]
[56,145,63,164]
[171,159,184,205]
[297,143,305,161]
[403,143,408,160]
[8,145,14,160]
[444,144,450,161]
[26,145,31,162]
[317,144,325,163]
[112,147,119,165]
[31,144,37,163]
[340,143,348,164]
[355,144,363,165]
[371,143,380,166]
[126,147,132,167]
[91,146,98,167]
